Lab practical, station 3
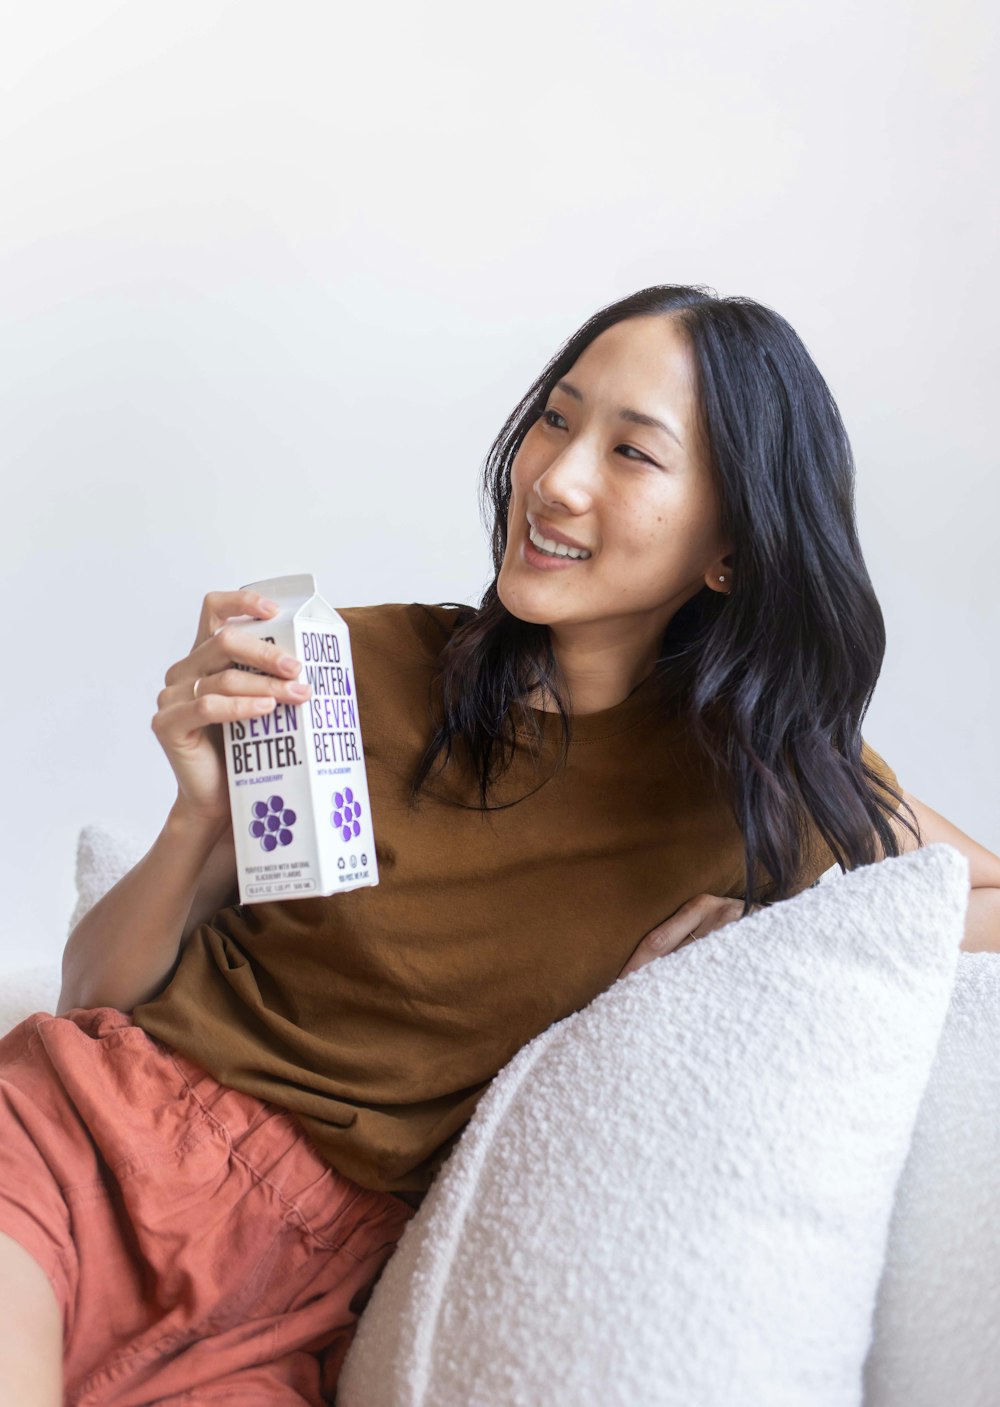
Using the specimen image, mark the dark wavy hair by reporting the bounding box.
[406,283,921,913]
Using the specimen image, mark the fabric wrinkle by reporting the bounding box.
[0,1005,415,1406]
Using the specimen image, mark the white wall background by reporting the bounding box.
[2,0,997,974]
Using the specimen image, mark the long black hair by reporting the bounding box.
[407,283,921,912]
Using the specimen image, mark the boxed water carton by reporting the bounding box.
[222,573,379,903]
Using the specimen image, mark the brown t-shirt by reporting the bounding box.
[133,602,900,1195]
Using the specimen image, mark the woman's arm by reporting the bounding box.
[57,801,236,1016]
[57,585,303,1016]
[960,887,1000,954]
[617,791,1000,980]
[887,789,1000,952]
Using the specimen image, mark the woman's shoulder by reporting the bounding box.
[335,601,473,664]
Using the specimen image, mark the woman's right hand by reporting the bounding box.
[151,588,314,825]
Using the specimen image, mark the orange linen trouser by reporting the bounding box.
[0,1005,416,1405]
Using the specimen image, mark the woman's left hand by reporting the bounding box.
[616,893,762,980]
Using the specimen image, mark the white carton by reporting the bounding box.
[221,573,379,904]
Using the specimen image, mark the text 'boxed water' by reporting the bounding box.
[222,573,379,903]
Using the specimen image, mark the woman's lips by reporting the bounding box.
[522,533,591,570]
[527,511,591,553]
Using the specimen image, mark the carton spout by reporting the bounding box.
[240,575,318,614]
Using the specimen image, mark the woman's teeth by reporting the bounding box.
[528,523,591,559]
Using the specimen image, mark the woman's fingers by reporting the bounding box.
[152,689,281,746]
[153,588,315,772]
[170,588,277,686]
[156,662,311,717]
[151,586,302,825]
[159,659,300,714]
[616,894,749,980]
[191,588,280,654]
[165,618,302,698]
[197,623,304,684]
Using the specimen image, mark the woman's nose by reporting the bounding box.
[533,449,594,513]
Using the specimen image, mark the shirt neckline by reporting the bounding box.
[514,667,682,743]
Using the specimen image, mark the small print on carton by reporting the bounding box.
[221,573,379,904]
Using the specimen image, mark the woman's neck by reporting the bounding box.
[527,645,659,716]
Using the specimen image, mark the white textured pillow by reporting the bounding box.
[863,952,1000,1406]
[0,963,62,1033]
[67,822,145,935]
[0,824,142,1033]
[339,843,970,1407]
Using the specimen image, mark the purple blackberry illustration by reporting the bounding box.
[249,794,296,852]
[330,785,363,842]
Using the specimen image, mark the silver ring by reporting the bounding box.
[192,676,203,700]
[687,930,698,942]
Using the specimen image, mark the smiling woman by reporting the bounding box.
[5,282,993,1403]
[497,316,731,716]
[410,284,924,913]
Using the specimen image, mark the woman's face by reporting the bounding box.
[496,314,733,656]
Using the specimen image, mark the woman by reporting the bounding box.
[3,283,998,1405]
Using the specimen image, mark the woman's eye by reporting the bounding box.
[539,408,654,463]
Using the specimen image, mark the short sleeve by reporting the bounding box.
[860,738,902,813]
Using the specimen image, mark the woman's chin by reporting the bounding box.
[496,573,548,626]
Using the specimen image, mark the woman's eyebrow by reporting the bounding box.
[554,378,684,449]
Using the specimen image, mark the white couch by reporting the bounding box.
[3,827,998,1407]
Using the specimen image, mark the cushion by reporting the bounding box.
[0,963,62,1034]
[67,823,145,935]
[1,824,143,1033]
[862,951,1000,1406]
[338,842,969,1407]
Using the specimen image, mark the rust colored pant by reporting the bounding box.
[0,1005,416,1405]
